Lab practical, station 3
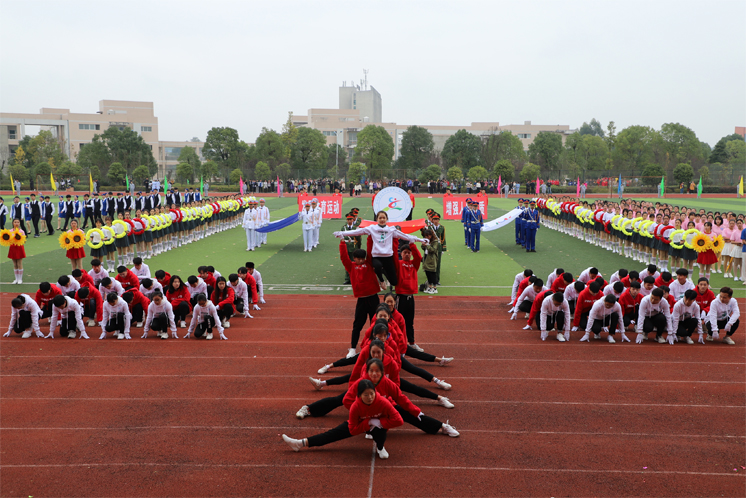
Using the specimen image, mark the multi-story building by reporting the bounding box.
[0,100,204,178]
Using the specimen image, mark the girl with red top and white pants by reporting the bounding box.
[282,378,403,459]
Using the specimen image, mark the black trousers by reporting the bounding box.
[395,405,442,435]
[623,312,637,328]
[105,312,126,333]
[307,422,387,450]
[195,316,215,337]
[517,299,533,313]
[13,310,32,333]
[372,256,398,286]
[234,297,244,314]
[568,299,576,315]
[642,312,668,337]
[591,313,620,335]
[676,318,699,337]
[351,295,379,349]
[544,311,566,331]
[217,303,234,321]
[131,303,144,323]
[41,303,53,319]
[32,215,40,236]
[308,393,344,417]
[151,313,169,332]
[82,299,97,319]
[397,294,416,344]
[400,378,437,400]
[45,215,55,235]
[401,356,434,382]
[326,374,351,386]
[173,301,190,322]
[425,270,437,286]
[62,215,73,231]
[59,312,78,336]
[82,212,93,229]
[706,318,740,337]
[406,345,436,363]
[577,311,590,330]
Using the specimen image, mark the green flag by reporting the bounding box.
[200,176,204,197]
[697,176,702,198]
[659,176,664,197]
[126,174,130,190]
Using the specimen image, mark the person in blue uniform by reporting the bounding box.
[461,198,472,247]
[515,198,525,247]
[468,200,484,252]
[523,200,540,252]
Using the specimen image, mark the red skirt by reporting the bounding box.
[8,245,25,260]
[66,247,86,260]
[696,249,718,265]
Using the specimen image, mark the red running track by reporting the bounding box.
[1,293,744,497]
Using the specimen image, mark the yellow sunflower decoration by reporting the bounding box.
[11,230,27,246]
[711,234,725,254]
[70,229,86,249]
[692,232,712,253]
[0,229,12,247]
[59,232,74,250]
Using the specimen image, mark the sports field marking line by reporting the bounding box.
[2,373,740,384]
[4,397,743,409]
[2,426,743,439]
[4,355,741,366]
[0,462,742,477]
[367,442,376,498]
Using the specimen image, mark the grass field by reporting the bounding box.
[2,196,744,297]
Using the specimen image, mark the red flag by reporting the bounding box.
[239,177,245,195]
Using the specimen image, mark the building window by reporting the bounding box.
[517,133,531,139]
[8,127,16,140]
[322,131,337,136]
[142,126,152,132]
[79,124,101,131]
[79,143,87,150]
[164,147,182,161]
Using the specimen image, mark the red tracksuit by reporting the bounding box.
[573,288,603,327]
[654,275,674,287]
[157,271,171,289]
[35,286,62,311]
[393,242,421,295]
[620,276,640,288]
[76,272,96,289]
[242,273,259,304]
[347,394,403,436]
[340,240,380,298]
[166,286,192,311]
[116,269,140,291]
[512,277,533,306]
[618,289,642,316]
[344,376,419,417]
[528,289,554,326]
[210,287,235,308]
[550,275,572,293]
[75,285,103,321]
[350,345,401,385]
[695,288,715,314]
[124,288,151,313]
[202,272,217,289]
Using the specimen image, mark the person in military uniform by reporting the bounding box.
[432,213,446,284]
[522,200,540,252]
[468,200,484,253]
[515,198,526,248]
[341,213,362,284]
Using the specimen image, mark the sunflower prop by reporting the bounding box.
[70,230,86,249]
[692,232,712,253]
[0,229,12,247]
[711,234,725,254]
[59,232,74,250]
[11,230,26,246]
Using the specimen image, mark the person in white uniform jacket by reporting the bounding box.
[581,295,626,343]
[100,292,132,340]
[638,264,660,282]
[47,295,88,339]
[546,268,563,290]
[139,278,163,299]
[603,282,625,299]
[311,199,322,247]
[706,286,740,345]
[186,276,208,305]
[510,269,533,304]
[246,262,265,304]
[99,277,125,298]
[131,258,151,280]
[88,259,110,287]
[243,204,258,251]
[512,279,547,318]
[142,291,178,339]
[539,291,571,342]
[185,293,226,340]
[5,294,44,338]
[672,290,703,344]
[228,274,253,318]
[669,268,695,301]
[608,269,628,285]
[577,267,600,284]
[300,202,315,252]
[635,288,672,344]
[56,275,80,297]
[258,198,270,245]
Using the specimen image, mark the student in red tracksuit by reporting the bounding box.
[155,269,171,289]
[282,378,404,459]
[695,277,715,317]
[509,275,536,311]
[116,265,140,291]
[237,267,260,310]
[654,272,674,288]
[620,271,641,288]
[35,281,63,319]
[659,286,677,310]
[572,281,603,331]
[165,275,191,328]
[339,239,381,358]
[550,272,574,293]
[525,289,554,329]
[391,241,421,347]
[122,288,150,327]
[72,268,96,289]
[619,281,643,331]
[75,285,103,326]
[199,266,217,289]
[210,276,235,328]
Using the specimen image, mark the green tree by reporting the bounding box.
[27,130,67,167]
[254,128,285,167]
[203,126,242,177]
[178,146,201,178]
[56,161,82,178]
[581,135,609,170]
[11,145,29,168]
[399,126,434,172]
[709,134,744,164]
[441,130,481,170]
[492,159,514,182]
[699,165,710,184]
[467,165,488,182]
[100,127,157,175]
[8,163,29,182]
[132,165,151,184]
[281,112,299,159]
[528,132,563,174]
[659,123,703,166]
[725,139,745,165]
[673,163,694,184]
[34,161,52,178]
[641,163,665,185]
[76,138,111,177]
[519,162,541,183]
[347,162,367,184]
[292,127,328,170]
[356,125,394,176]
[613,125,655,172]
[446,166,463,183]
[579,118,605,137]
[175,163,193,183]
[255,161,272,181]
[275,163,291,181]
[326,143,348,173]
[481,131,525,169]
[108,162,127,185]
[418,164,442,183]
[229,168,243,185]
[199,160,220,181]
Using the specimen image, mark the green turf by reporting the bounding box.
[2,196,744,297]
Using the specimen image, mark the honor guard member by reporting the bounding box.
[431,213,446,284]
[461,198,472,247]
[43,196,55,235]
[468,200,484,253]
[81,194,94,229]
[350,207,362,228]
[61,195,74,231]
[523,199,540,253]
[341,213,362,284]
[135,192,146,212]
[515,198,526,247]
[115,192,126,215]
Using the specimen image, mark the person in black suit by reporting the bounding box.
[29,193,42,237]
[62,194,75,230]
[44,196,55,235]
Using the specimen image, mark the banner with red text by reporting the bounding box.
[442,196,489,220]
[297,194,344,219]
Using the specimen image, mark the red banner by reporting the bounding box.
[358,219,427,234]
[442,196,488,220]
[297,194,344,219]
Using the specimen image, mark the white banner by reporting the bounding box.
[481,208,522,232]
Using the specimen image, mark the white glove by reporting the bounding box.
[602,326,609,333]
[417,412,424,421]
[540,330,548,341]
[510,313,517,320]
[141,331,148,339]
[219,332,228,340]
[421,238,430,245]
[698,334,704,344]
[712,331,719,340]
[243,311,254,319]
[259,298,266,304]
[621,332,630,343]
[45,332,54,339]
[79,331,90,339]
[523,325,532,330]
[35,330,45,338]
[2,331,10,337]
[124,333,131,340]
[571,326,578,332]
[368,418,382,429]
[99,331,107,340]
[564,331,570,341]
[667,334,675,345]
[333,231,344,238]
[253,304,261,311]
[508,307,515,313]
[636,333,644,344]
[183,332,191,339]
[172,330,179,339]
[580,333,590,342]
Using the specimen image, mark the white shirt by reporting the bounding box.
[249,269,263,299]
[50,297,86,334]
[639,269,660,281]
[7,294,42,335]
[242,208,257,229]
[300,209,314,230]
[668,279,695,301]
[229,279,249,306]
[139,280,163,298]
[131,263,151,280]
[516,285,548,310]
[187,278,207,297]
[99,280,125,298]
[672,300,702,335]
[102,297,132,334]
[546,269,560,289]
[56,278,80,296]
[564,285,582,302]
[511,272,525,301]
[636,295,672,334]
[143,300,177,334]
[187,301,224,334]
[639,285,653,297]
[707,297,740,331]
[577,268,599,284]
[258,205,270,226]
[539,297,570,332]
[311,206,323,227]
[609,271,622,285]
[88,268,110,286]
[586,300,624,334]
[338,225,425,258]
[603,284,623,299]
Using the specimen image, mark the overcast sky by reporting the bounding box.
[2,0,744,146]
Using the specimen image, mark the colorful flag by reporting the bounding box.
[50,172,55,190]
[576,177,580,198]
[200,176,204,197]
[125,174,130,191]
[239,176,245,195]
[697,176,702,198]
[10,173,15,194]
[659,176,665,197]
[497,175,502,193]
[618,174,622,194]
[739,176,744,197]
[277,175,281,195]
[535,177,540,195]
[89,172,94,194]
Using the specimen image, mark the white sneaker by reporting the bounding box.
[68,331,77,339]
[179,321,186,328]
[160,332,168,340]
[723,337,735,345]
[435,379,451,390]
[309,377,323,390]
[685,336,694,344]
[706,335,714,342]
[296,405,311,419]
[365,433,373,439]
[557,334,566,342]
[657,336,666,344]
[117,333,124,340]
[346,348,357,359]
[593,333,601,340]
[206,332,213,340]
[410,343,424,352]
[735,277,741,282]
[376,447,389,459]
[441,421,460,437]
[282,434,303,452]
[724,272,731,278]
[21,330,32,339]
[87,319,96,327]
[431,288,438,294]
[437,396,454,408]
[223,321,231,328]
[608,335,616,344]
[317,364,331,375]
[135,322,143,328]
[439,357,453,366]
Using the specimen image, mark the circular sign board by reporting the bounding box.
[373,187,412,222]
